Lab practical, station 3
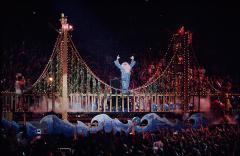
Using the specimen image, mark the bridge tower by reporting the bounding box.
[59,13,73,119]
[183,30,191,112]
[173,26,192,112]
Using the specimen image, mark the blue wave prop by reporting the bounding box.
[113,118,132,134]
[76,121,89,136]
[187,113,207,129]
[26,122,37,138]
[132,117,141,125]
[139,113,180,132]
[89,127,99,134]
[40,115,74,137]
[1,112,213,138]
[40,115,60,134]
[134,126,143,133]
[91,114,114,133]
[1,119,20,133]
[61,120,75,137]
[90,114,132,134]
[132,117,142,133]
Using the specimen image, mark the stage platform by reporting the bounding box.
[3,111,200,123]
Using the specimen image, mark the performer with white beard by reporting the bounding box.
[114,55,136,93]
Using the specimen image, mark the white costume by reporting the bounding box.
[114,55,136,93]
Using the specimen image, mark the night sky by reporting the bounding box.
[1,0,240,83]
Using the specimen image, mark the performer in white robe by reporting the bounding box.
[114,55,136,93]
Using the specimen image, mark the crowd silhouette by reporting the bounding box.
[1,122,240,156]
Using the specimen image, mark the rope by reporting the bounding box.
[30,31,177,93]
[69,33,178,93]
[189,37,220,93]
[133,34,176,88]
[68,34,122,92]
[131,50,178,92]
[32,34,61,88]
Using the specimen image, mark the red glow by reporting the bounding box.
[178,26,185,35]
[62,24,69,30]
[188,32,192,44]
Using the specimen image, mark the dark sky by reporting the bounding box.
[1,0,240,82]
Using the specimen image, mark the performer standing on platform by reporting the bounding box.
[114,55,136,93]
[15,73,26,111]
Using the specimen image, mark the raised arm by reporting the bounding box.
[114,55,122,70]
[130,56,136,68]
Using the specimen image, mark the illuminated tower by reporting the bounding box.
[60,13,73,119]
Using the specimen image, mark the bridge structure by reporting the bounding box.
[1,14,224,120]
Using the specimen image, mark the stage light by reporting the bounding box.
[49,77,53,82]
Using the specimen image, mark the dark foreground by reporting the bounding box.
[1,123,240,156]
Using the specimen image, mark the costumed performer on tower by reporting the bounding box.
[114,55,136,93]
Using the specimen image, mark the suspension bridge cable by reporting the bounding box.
[31,34,61,88]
